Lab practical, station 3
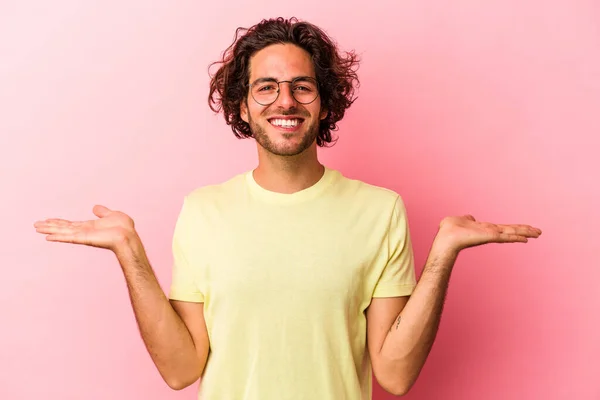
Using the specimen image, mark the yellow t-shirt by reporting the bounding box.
[169,167,416,400]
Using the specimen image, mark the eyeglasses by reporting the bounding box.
[248,76,320,106]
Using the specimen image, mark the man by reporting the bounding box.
[34,17,541,400]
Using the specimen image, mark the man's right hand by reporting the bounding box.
[34,205,136,252]
[34,204,209,389]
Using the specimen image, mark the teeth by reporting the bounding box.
[271,118,300,127]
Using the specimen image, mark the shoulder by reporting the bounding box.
[332,168,403,208]
[182,171,249,209]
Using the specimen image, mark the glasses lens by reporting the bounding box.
[251,81,279,105]
[251,78,319,105]
[291,78,318,104]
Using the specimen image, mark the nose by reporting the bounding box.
[274,82,297,108]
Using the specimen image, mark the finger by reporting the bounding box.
[34,219,71,228]
[498,225,541,237]
[93,205,111,218]
[46,234,74,243]
[41,227,91,245]
[35,225,77,235]
[46,233,85,244]
[46,218,72,224]
[495,233,529,243]
[464,214,476,221]
[34,220,84,230]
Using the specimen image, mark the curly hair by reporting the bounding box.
[208,17,360,147]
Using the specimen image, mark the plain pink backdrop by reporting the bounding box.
[2,1,599,399]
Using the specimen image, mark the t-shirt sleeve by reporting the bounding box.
[168,195,205,303]
[372,196,417,298]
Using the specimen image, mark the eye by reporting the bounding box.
[293,84,315,92]
[258,85,276,92]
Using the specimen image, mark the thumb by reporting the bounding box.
[93,205,112,218]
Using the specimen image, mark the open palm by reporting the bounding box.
[34,205,135,251]
[438,214,542,252]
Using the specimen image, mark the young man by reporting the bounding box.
[34,17,541,400]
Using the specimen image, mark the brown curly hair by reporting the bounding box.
[208,17,360,147]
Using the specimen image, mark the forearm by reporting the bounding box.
[379,238,458,392]
[114,234,203,388]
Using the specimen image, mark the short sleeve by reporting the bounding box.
[168,196,205,302]
[372,196,417,298]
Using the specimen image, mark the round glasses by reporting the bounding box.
[248,77,320,106]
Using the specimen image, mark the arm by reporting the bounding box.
[116,235,209,390]
[366,239,455,396]
[367,215,542,396]
[34,205,210,390]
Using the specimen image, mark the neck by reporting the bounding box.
[253,145,324,194]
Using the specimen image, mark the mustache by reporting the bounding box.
[267,108,310,118]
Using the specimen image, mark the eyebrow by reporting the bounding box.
[251,75,315,84]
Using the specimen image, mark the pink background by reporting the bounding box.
[2,1,599,399]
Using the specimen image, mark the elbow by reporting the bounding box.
[390,384,412,397]
[375,366,416,397]
[165,379,188,391]
[158,356,205,390]
[163,371,201,391]
[380,380,413,397]
[373,353,424,396]
[165,376,197,391]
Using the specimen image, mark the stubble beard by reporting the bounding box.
[247,112,319,157]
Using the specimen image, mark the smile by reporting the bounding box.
[268,118,304,128]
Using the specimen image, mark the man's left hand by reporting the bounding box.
[435,215,542,255]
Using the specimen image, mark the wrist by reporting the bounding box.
[422,236,460,275]
[431,234,460,258]
[113,230,143,261]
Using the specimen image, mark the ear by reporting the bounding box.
[241,98,249,123]
[319,107,328,121]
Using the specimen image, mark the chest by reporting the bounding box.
[198,205,387,311]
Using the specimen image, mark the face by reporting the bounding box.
[241,43,327,157]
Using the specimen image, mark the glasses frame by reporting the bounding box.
[247,76,320,106]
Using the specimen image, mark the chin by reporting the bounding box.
[250,120,319,157]
[264,143,311,157]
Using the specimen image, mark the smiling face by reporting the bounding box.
[241,43,327,157]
